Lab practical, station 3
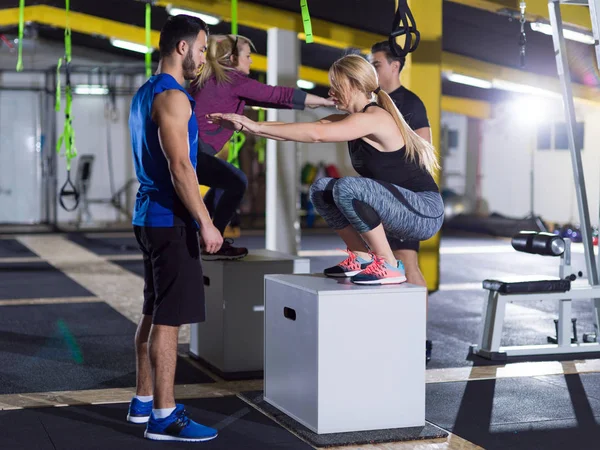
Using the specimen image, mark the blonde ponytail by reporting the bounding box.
[376,90,439,174]
[192,34,256,90]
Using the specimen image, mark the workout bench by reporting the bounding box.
[470,231,600,360]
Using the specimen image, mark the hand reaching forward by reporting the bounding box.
[307,96,336,109]
[207,113,257,133]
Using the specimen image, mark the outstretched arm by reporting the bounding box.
[207,112,375,143]
[236,76,334,110]
[304,93,336,109]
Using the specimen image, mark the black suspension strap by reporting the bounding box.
[56,0,79,212]
[389,0,420,58]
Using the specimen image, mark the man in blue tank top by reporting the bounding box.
[126,15,221,442]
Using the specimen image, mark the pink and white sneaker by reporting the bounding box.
[323,249,373,278]
[351,255,407,285]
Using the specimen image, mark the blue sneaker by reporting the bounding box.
[144,404,218,442]
[351,256,407,285]
[127,397,153,424]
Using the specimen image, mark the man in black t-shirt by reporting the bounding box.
[370,40,434,362]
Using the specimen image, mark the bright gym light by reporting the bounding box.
[530,22,595,45]
[110,39,153,54]
[74,85,109,95]
[491,79,560,99]
[510,97,550,125]
[445,73,492,89]
[297,79,316,90]
[166,6,221,25]
[445,71,561,98]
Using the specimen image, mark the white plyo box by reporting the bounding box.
[190,249,310,375]
[264,274,426,434]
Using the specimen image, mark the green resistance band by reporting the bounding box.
[255,108,266,164]
[56,0,76,172]
[227,131,246,169]
[55,58,62,113]
[145,2,152,78]
[16,0,25,71]
[301,0,313,44]
[231,0,238,35]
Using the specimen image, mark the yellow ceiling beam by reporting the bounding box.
[442,52,600,104]
[155,0,384,51]
[5,4,598,107]
[0,5,162,45]
[442,95,491,119]
[446,0,592,30]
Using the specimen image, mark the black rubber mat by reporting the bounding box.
[67,233,140,255]
[240,391,447,447]
[0,302,213,394]
[0,262,95,299]
[0,239,38,258]
[0,396,312,450]
[426,374,600,450]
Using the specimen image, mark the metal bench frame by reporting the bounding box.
[471,238,600,359]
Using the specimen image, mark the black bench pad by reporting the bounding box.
[483,278,571,294]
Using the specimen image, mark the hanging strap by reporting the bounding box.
[300,0,313,44]
[145,2,152,78]
[227,131,246,169]
[389,0,420,58]
[55,58,62,112]
[56,0,79,212]
[231,0,238,35]
[16,0,25,71]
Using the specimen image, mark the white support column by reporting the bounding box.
[265,28,300,255]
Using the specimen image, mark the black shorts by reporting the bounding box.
[134,226,206,326]
[387,236,420,252]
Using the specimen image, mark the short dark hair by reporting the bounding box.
[370,41,405,72]
[159,15,209,58]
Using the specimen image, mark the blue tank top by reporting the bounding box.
[129,73,199,227]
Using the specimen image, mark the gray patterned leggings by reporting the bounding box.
[309,177,444,242]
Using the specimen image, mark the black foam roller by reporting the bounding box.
[511,231,536,253]
[531,232,565,256]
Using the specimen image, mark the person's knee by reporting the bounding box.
[234,169,248,192]
[333,178,380,230]
[331,177,354,207]
[310,177,336,205]
[223,168,248,196]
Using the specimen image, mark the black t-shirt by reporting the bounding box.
[388,86,429,131]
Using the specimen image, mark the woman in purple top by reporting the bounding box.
[190,34,333,260]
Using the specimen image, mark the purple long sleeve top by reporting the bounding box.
[191,70,307,155]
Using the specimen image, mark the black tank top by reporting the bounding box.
[348,103,439,193]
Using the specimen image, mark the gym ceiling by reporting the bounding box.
[0,0,599,109]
